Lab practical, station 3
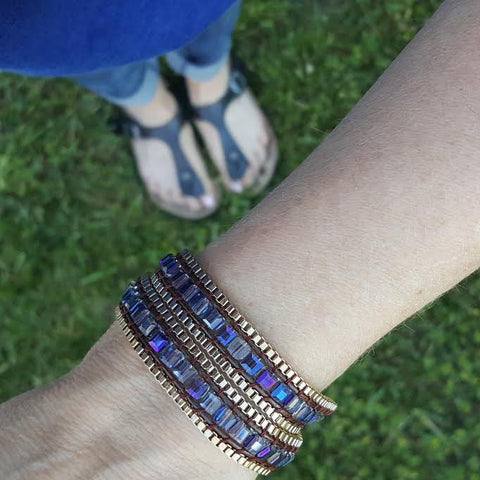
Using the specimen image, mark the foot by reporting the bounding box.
[186,61,278,194]
[124,80,219,219]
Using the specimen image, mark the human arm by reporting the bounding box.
[1,0,480,478]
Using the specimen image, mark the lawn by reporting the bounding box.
[1,0,479,478]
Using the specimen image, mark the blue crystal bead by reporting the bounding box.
[285,396,303,415]
[172,274,192,294]
[192,297,211,317]
[293,403,312,422]
[148,332,169,353]
[159,345,185,370]
[271,383,294,405]
[226,336,250,360]
[202,309,225,332]
[257,370,278,391]
[199,392,223,416]
[305,410,320,424]
[217,409,237,431]
[276,452,294,467]
[228,421,251,445]
[159,253,175,265]
[213,405,228,422]
[172,360,196,384]
[185,376,209,400]
[162,260,180,278]
[131,304,149,324]
[121,286,138,308]
[240,353,263,376]
[244,434,269,455]
[217,325,236,345]
[138,315,156,337]
[184,286,204,310]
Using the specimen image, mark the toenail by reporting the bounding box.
[229,180,243,193]
[201,193,216,209]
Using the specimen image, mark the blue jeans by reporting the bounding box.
[71,1,241,106]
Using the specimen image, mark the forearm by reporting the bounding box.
[2,0,480,478]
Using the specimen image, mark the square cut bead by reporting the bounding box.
[213,405,227,422]
[285,396,304,415]
[228,421,251,445]
[159,253,175,265]
[172,360,196,384]
[276,452,295,467]
[131,304,149,324]
[148,333,169,353]
[257,446,271,458]
[271,383,294,405]
[226,336,250,360]
[305,411,320,424]
[185,376,209,400]
[244,435,269,455]
[199,392,223,416]
[266,448,282,465]
[203,309,225,332]
[257,370,279,391]
[159,345,185,370]
[172,274,192,294]
[121,286,138,308]
[184,285,200,303]
[293,403,312,422]
[217,410,237,431]
[138,315,156,337]
[217,325,236,345]
[240,353,263,376]
[162,260,180,278]
[192,297,211,317]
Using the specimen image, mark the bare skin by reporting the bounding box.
[1,1,480,479]
[125,62,276,217]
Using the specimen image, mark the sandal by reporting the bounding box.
[126,110,220,220]
[191,68,278,195]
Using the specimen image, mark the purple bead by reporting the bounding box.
[172,274,192,294]
[226,336,250,360]
[228,421,251,445]
[148,333,168,353]
[185,376,208,400]
[257,370,279,391]
[244,435,269,455]
[159,345,184,370]
[217,325,236,346]
[271,383,294,405]
[199,392,223,416]
[241,353,263,376]
[159,253,175,265]
[162,260,180,278]
[184,286,204,312]
[203,309,225,332]
[257,446,271,458]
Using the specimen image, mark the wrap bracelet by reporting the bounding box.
[117,250,337,475]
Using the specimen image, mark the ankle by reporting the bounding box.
[186,60,230,107]
[124,80,177,128]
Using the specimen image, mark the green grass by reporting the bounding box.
[1,0,479,478]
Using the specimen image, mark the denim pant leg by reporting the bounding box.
[165,0,242,81]
[71,57,160,106]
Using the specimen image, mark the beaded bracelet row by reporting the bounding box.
[117,250,337,475]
